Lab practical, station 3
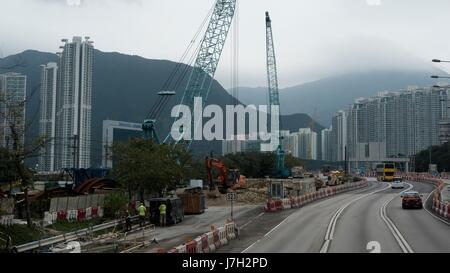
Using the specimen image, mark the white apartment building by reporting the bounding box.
[54,36,94,170]
[321,127,332,161]
[284,128,317,160]
[345,87,450,171]
[38,63,58,172]
[0,73,26,150]
[331,110,347,162]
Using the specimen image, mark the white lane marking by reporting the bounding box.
[239,212,265,229]
[423,189,450,227]
[320,183,391,253]
[241,239,262,253]
[243,182,378,254]
[263,216,290,238]
[241,214,289,253]
[380,183,414,253]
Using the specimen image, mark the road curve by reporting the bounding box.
[242,181,385,253]
[386,181,450,253]
[239,180,450,253]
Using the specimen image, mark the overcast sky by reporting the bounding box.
[1,0,450,88]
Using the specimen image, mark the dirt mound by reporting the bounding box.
[204,187,267,207]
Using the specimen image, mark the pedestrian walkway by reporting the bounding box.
[133,205,259,253]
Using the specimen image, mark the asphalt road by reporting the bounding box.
[223,180,450,253]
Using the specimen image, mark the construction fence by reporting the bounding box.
[43,194,106,226]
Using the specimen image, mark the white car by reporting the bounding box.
[391,179,404,189]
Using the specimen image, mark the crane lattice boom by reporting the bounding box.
[266,11,289,178]
[168,0,237,148]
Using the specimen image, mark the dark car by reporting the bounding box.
[401,191,423,209]
[148,197,184,226]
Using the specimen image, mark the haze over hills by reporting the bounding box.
[0,50,322,166]
[232,69,449,126]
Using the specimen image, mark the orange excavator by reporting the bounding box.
[205,157,246,195]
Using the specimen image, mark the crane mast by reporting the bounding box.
[266,11,289,178]
[166,0,237,148]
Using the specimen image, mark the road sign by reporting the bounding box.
[226,193,236,201]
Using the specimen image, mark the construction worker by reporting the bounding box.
[159,202,167,227]
[138,203,146,227]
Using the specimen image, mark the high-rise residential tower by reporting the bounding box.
[331,110,347,162]
[345,87,449,171]
[54,36,94,170]
[38,63,58,172]
[321,127,332,162]
[0,72,27,151]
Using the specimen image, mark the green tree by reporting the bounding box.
[111,139,191,200]
[104,191,128,218]
[415,143,450,172]
[0,147,15,185]
[0,83,49,227]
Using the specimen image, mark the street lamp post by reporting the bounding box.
[430,59,450,172]
[431,75,450,79]
[433,59,450,63]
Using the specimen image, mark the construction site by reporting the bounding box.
[0,0,360,253]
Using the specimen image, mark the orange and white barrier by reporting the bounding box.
[168,222,238,254]
[195,237,203,253]
[432,199,450,220]
[266,180,368,214]
[282,198,291,210]
[207,231,216,252]
[201,234,210,253]
[218,227,228,245]
[213,229,221,249]
[225,222,236,240]
[265,200,277,212]
[175,244,187,253]
[167,248,178,253]
[185,240,198,253]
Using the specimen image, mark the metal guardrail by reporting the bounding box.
[120,224,156,253]
[12,216,140,253]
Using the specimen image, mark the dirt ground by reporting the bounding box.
[177,181,268,208]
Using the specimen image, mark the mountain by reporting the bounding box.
[232,69,449,126]
[0,50,322,166]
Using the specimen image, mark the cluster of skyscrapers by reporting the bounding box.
[38,36,94,172]
[223,85,450,171]
[322,86,450,172]
[222,128,318,160]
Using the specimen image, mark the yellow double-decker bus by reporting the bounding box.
[376,163,396,182]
